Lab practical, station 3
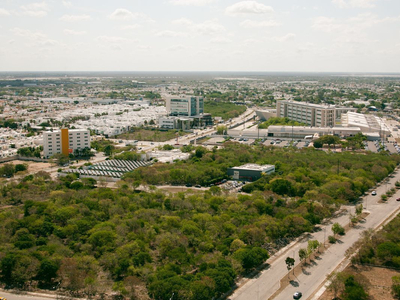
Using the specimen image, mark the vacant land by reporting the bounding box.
[116,128,186,142]
[204,101,246,120]
[319,265,399,300]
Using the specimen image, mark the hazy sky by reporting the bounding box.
[0,0,399,72]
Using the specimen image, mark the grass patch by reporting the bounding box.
[204,101,246,120]
[116,128,186,142]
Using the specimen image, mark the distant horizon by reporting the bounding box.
[1,70,400,76]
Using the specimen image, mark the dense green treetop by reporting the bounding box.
[0,143,398,299]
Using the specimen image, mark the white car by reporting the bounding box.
[371,191,377,196]
[293,292,302,299]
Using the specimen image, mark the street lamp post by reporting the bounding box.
[292,125,294,142]
[293,250,295,275]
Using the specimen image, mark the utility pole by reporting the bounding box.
[292,125,294,142]
[293,250,295,275]
[337,159,340,175]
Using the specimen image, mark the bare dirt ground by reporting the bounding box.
[0,160,54,183]
[10,160,52,173]
[319,264,400,300]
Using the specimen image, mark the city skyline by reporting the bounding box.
[0,0,399,72]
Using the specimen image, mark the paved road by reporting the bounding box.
[230,168,400,300]
[117,108,255,153]
[0,290,56,300]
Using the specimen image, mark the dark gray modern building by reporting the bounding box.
[227,163,275,182]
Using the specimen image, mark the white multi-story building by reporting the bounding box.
[166,96,204,116]
[276,100,335,127]
[43,128,90,158]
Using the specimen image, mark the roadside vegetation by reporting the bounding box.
[326,211,400,300]
[352,214,400,268]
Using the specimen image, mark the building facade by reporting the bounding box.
[227,164,275,182]
[276,100,335,127]
[159,113,213,130]
[43,128,90,158]
[267,125,361,139]
[166,96,204,116]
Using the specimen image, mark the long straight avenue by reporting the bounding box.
[230,167,400,300]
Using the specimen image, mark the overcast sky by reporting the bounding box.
[0,0,399,72]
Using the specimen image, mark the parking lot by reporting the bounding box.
[364,140,400,154]
[262,139,312,149]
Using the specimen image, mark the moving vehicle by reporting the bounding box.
[293,291,302,299]
[372,191,377,196]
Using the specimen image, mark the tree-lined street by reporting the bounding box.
[230,167,400,300]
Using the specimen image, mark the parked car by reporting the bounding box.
[293,291,302,299]
[396,198,400,201]
[372,191,377,196]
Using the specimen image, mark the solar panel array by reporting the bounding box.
[64,159,152,178]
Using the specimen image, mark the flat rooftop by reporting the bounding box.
[230,163,275,171]
[280,100,336,109]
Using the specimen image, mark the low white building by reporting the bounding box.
[146,149,190,163]
[341,112,390,137]
[266,125,362,139]
[159,117,176,129]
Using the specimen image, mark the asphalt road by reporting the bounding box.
[230,168,400,300]
[0,290,56,300]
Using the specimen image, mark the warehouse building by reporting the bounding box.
[266,125,362,139]
[341,112,390,137]
[227,163,275,182]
